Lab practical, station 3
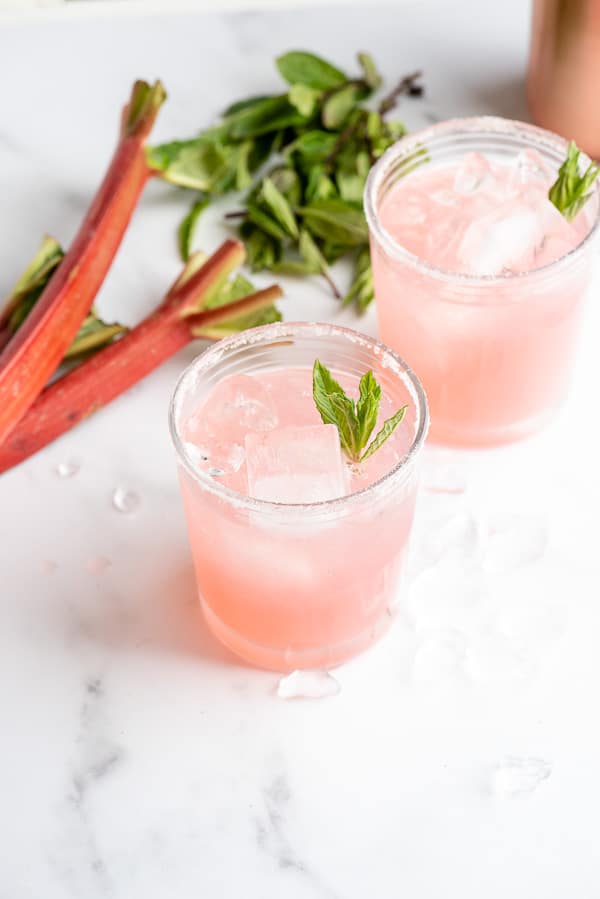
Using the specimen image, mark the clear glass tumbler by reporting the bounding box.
[364,116,600,447]
[169,322,428,671]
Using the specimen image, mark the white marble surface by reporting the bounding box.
[0,0,394,19]
[1,3,600,897]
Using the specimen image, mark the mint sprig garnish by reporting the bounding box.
[312,360,407,463]
[549,141,600,223]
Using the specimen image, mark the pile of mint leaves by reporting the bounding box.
[148,51,422,312]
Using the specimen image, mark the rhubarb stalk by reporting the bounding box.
[0,240,283,473]
[0,79,165,444]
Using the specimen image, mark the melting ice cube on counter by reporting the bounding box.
[277,669,341,700]
[491,757,552,798]
[245,424,347,504]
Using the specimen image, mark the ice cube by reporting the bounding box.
[184,439,245,476]
[464,636,535,685]
[425,213,466,266]
[453,152,495,194]
[421,511,482,567]
[483,513,547,574]
[245,424,347,504]
[215,374,278,431]
[495,596,567,646]
[509,149,552,189]
[533,193,580,266]
[491,757,552,798]
[277,669,341,700]
[407,557,484,633]
[412,629,466,683]
[186,374,278,443]
[431,189,457,207]
[382,191,427,228]
[458,203,543,275]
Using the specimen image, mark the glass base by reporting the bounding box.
[201,596,394,672]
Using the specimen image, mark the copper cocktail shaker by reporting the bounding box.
[528,0,600,158]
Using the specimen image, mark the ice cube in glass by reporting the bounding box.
[245,424,347,503]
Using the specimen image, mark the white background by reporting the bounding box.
[1,3,599,898]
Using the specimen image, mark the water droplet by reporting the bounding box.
[54,460,80,478]
[86,556,112,576]
[111,487,140,514]
[40,559,58,575]
[491,757,552,798]
[277,669,341,700]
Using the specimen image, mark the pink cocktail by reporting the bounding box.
[169,322,428,671]
[365,117,600,447]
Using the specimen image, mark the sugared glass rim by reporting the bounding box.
[364,115,600,288]
[169,321,429,518]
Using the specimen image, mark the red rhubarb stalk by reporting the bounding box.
[0,79,166,444]
[0,240,282,473]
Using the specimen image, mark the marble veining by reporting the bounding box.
[255,768,341,898]
[50,677,123,897]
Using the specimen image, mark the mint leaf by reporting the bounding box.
[342,247,374,312]
[312,360,360,460]
[261,177,299,239]
[312,360,353,426]
[222,95,271,116]
[224,95,307,139]
[246,203,289,241]
[299,199,369,246]
[285,130,338,166]
[192,272,282,339]
[288,84,320,117]
[178,195,209,261]
[336,170,366,204]
[322,84,365,130]
[312,360,406,463]
[357,52,382,90]
[241,224,281,272]
[329,392,361,460]
[360,405,407,462]
[549,141,600,222]
[299,228,331,277]
[65,312,127,360]
[2,235,126,360]
[10,234,63,297]
[147,138,234,191]
[276,51,347,90]
[356,369,381,449]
